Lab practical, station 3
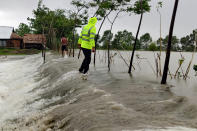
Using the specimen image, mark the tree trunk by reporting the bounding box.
[128,0,143,73]
[108,40,110,71]
[72,28,75,57]
[159,11,162,76]
[161,0,179,84]
[94,17,107,66]
[93,11,112,66]
[107,11,121,71]
[42,27,44,57]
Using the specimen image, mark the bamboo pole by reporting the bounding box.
[42,27,44,57]
[107,35,111,71]
[154,52,159,77]
[159,9,162,76]
[42,26,46,63]
[72,28,75,57]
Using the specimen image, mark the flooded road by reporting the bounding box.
[0,51,197,131]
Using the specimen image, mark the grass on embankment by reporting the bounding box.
[0,48,41,55]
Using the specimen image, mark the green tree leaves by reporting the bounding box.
[99,30,135,50]
[180,30,196,51]
[132,0,151,14]
[149,42,157,51]
[163,35,179,51]
[140,33,152,49]
[99,30,113,49]
[16,0,153,51]
[15,23,31,37]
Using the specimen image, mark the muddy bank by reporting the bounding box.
[1,52,197,131]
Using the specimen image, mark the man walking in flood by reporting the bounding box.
[61,36,68,58]
[78,17,97,79]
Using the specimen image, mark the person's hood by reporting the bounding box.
[88,17,97,26]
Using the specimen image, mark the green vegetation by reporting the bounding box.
[140,33,152,50]
[97,29,197,51]
[15,0,152,51]
[11,0,197,84]
[193,65,197,72]
[15,23,31,36]
[149,42,157,51]
[14,0,196,52]
[0,48,40,55]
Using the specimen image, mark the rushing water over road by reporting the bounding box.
[0,51,197,131]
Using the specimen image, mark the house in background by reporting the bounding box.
[7,33,23,48]
[0,26,46,49]
[23,34,46,50]
[0,26,23,48]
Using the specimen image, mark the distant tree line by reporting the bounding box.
[16,21,196,52]
[95,29,197,52]
[15,0,151,52]
[16,0,88,51]
[15,0,196,52]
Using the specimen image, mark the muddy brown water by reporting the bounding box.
[0,51,197,131]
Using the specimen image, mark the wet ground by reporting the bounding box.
[0,51,197,131]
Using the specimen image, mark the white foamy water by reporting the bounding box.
[1,51,197,130]
[51,56,69,62]
[0,54,44,123]
[58,70,79,82]
[0,53,86,128]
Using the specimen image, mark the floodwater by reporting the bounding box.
[0,50,197,131]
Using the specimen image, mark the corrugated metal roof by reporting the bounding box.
[0,26,14,39]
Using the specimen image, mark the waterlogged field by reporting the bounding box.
[96,50,197,102]
[0,50,197,131]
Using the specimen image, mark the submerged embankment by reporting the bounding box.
[0,51,197,131]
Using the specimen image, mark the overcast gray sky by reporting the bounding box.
[0,0,196,41]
